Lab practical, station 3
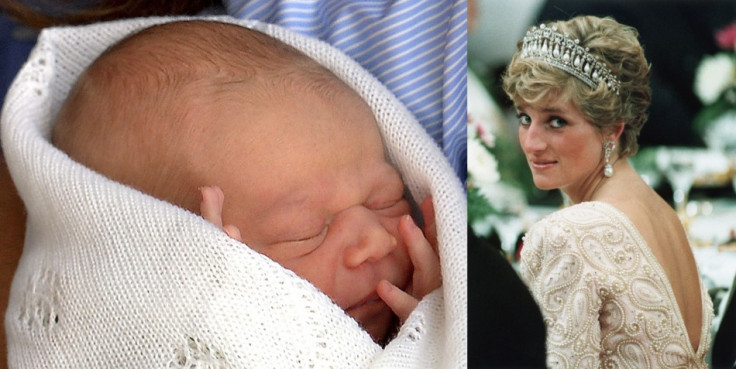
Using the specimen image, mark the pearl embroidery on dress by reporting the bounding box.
[520,202,713,368]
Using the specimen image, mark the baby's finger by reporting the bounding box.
[200,186,225,228]
[377,279,418,323]
[223,224,242,242]
[419,196,438,253]
[399,215,442,298]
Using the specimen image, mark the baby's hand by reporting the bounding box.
[199,186,242,241]
[377,197,441,322]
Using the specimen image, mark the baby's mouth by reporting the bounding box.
[346,292,381,312]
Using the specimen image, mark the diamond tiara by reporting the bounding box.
[520,24,620,95]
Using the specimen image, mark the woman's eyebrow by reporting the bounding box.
[541,106,565,113]
[516,104,566,114]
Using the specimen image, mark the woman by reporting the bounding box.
[503,16,713,368]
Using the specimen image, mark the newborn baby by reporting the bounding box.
[52,19,441,343]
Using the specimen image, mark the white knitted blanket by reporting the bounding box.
[1,16,467,368]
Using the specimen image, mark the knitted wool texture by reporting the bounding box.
[1,16,467,368]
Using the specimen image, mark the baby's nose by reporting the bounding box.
[343,220,398,268]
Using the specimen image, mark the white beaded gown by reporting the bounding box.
[520,201,713,368]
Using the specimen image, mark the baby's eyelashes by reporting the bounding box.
[292,226,328,244]
[269,225,329,257]
[375,197,402,208]
[370,198,411,218]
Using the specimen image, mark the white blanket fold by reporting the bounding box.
[1,16,467,368]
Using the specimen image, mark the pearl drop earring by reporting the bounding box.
[604,141,616,178]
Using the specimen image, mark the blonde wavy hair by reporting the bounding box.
[503,15,651,157]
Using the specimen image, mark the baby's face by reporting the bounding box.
[195,81,412,342]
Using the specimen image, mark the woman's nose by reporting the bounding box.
[342,214,398,269]
[520,122,546,152]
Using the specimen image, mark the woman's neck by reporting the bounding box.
[564,156,627,204]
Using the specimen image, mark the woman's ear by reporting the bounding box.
[607,122,625,142]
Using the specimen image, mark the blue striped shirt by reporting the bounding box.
[224,0,467,182]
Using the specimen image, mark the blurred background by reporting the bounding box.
[468,0,736,366]
[0,13,35,107]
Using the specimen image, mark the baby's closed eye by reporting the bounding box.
[290,226,328,244]
[369,198,410,218]
[266,225,329,258]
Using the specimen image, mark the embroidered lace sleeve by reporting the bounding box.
[520,214,604,368]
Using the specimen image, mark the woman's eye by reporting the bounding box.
[517,113,531,126]
[550,117,567,128]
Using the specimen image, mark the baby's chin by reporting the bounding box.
[350,301,397,344]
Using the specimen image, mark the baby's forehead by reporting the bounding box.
[207,80,380,139]
[98,21,386,161]
[84,20,358,124]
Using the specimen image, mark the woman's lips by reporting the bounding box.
[530,159,557,170]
